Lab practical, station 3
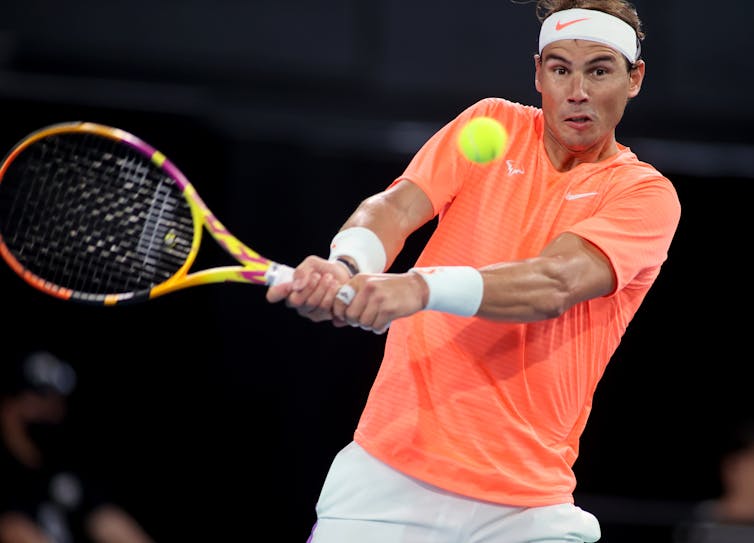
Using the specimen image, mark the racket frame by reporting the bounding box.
[0,122,292,305]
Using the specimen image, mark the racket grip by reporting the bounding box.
[267,263,295,286]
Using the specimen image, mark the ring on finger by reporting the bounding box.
[336,284,356,305]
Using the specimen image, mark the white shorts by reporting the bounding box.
[307,441,601,543]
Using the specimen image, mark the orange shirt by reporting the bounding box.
[354,97,681,506]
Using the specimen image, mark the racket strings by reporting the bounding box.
[0,132,195,296]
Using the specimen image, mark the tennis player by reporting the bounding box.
[268,0,681,541]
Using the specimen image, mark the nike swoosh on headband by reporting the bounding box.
[555,18,590,31]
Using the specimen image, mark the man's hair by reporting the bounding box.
[535,0,645,42]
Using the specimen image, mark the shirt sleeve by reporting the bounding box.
[567,169,681,294]
[388,98,520,216]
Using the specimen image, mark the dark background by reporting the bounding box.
[2,1,753,542]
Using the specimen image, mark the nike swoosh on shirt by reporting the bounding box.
[565,192,599,201]
[555,18,590,31]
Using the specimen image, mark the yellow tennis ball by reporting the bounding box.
[457,116,509,164]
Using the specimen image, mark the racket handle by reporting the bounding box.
[267,263,295,286]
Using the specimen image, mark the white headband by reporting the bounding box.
[539,8,639,63]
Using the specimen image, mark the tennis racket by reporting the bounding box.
[0,121,295,306]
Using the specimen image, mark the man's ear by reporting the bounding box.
[534,54,543,93]
[628,59,645,99]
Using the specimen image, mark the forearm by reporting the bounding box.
[335,180,434,271]
[414,233,615,322]
[333,255,586,333]
[408,257,568,322]
[476,258,573,322]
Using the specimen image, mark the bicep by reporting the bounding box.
[540,232,616,303]
[477,232,615,322]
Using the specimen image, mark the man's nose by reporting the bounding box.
[568,73,589,103]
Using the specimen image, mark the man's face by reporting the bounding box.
[535,39,644,155]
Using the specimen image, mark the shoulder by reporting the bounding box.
[612,146,672,183]
[608,150,679,203]
[465,97,540,119]
[460,97,543,143]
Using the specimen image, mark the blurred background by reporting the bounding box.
[1,1,753,541]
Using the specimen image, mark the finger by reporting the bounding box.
[266,282,294,303]
[372,321,391,335]
[288,272,322,309]
[332,317,349,328]
[295,273,348,323]
[318,276,346,315]
[303,273,333,311]
[334,284,360,326]
[335,284,356,305]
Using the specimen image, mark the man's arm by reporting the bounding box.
[331,232,615,331]
[476,232,615,321]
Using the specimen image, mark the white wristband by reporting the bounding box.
[329,227,387,274]
[410,266,483,316]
